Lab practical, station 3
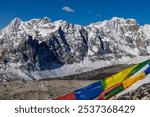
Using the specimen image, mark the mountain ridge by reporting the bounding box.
[0,17,149,80]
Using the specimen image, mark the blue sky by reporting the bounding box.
[0,0,150,29]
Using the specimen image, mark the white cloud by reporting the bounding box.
[62,6,75,13]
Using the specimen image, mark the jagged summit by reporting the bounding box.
[0,17,149,80]
[3,18,22,32]
[10,18,22,25]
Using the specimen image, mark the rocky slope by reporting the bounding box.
[1,80,150,100]
[0,64,131,100]
[0,80,98,100]
[115,83,150,100]
[0,17,149,80]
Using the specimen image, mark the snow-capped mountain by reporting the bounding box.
[0,17,149,80]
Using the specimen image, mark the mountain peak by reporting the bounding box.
[112,17,125,20]
[111,17,138,25]
[2,18,23,32]
[10,18,22,26]
[42,16,51,22]
[40,17,51,24]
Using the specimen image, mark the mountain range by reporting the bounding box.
[0,17,149,80]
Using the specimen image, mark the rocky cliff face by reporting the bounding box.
[0,17,149,80]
